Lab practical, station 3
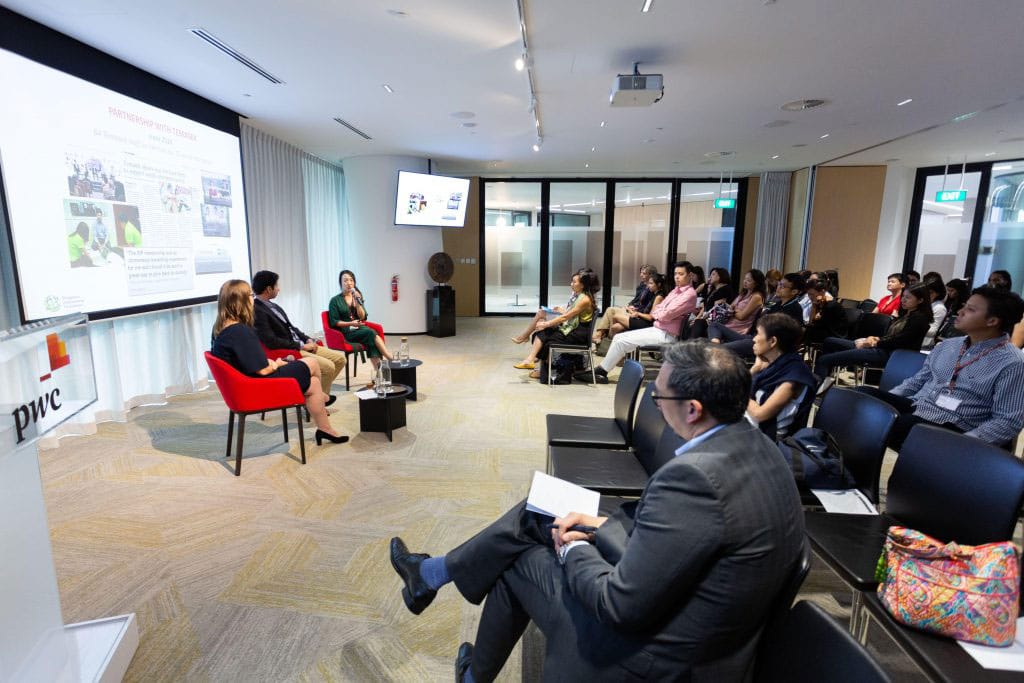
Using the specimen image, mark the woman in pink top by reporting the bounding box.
[707,269,768,343]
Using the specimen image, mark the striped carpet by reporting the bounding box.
[39,317,922,681]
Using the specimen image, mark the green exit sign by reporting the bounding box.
[714,198,736,209]
[935,190,967,202]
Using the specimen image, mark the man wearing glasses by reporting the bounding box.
[388,341,805,681]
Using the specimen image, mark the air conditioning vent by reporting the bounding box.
[780,98,829,111]
[188,28,284,84]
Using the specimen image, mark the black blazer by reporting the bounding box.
[252,298,311,351]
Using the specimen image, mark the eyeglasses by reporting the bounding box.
[650,393,692,406]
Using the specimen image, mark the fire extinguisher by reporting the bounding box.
[391,274,399,302]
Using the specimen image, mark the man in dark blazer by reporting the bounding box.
[252,270,345,401]
[389,341,805,682]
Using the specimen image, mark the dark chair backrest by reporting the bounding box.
[877,350,927,393]
[858,299,878,313]
[854,312,892,339]
[642,425,686,476]
[841,308,863,339]
[613,360,645,444]
[755,601,890,683]
[630,383,666,463]
[812,388,899,503]
[887,424,1024,545]
[839,298,862,310]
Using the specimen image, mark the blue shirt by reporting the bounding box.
[674,424,727,457]
[892,334,1024,445]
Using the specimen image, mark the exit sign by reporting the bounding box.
[714,198,736,209]
[935,190,967,202]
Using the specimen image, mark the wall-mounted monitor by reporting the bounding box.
[394,171,470,227]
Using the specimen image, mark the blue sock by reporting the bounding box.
[419,555,451,590]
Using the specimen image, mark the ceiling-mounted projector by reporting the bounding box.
[610,63,663,107]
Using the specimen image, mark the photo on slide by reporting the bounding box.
[201,173,232,207]
[65,151,125,202]
[194,246,232,275]
[159,182,194,213]
[64,199,125,268]
[112,204,143,248]
[201,203,230,237]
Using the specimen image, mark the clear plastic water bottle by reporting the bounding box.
[374,363,385,397]
[381,359,392,392]
[398,337,410,366]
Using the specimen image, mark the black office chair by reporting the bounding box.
[547,315,599,385]
[545,359,644,450]
[548,383,680,495]
[876,349,927,393]
[841,308,863,340]
[805,424,1024,637]
[801,388,899,505]
[839,298,863,310]
[754,601,890,683]
[857,299,878,313]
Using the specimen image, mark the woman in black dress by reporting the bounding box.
[211,279,348,445]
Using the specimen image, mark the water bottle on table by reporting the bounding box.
[398,337,409,366]
[374,363,385,397]
[381,359,392,392]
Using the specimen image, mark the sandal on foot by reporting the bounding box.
[513,361,535,370]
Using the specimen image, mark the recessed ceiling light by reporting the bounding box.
[792,143,807,148]
[514,56,525,71]
[532,143,540,152]
[703,151,735,159]
[450,111,476,119]
[819,133,830,139]
[771,154,780,159]
[781,98,829,111]
[952,111,978,123]
[985,152,997,157]
[763,120,790,128]
[382,84,394,94]
[884,158,901,163]
[386,9,408,17]
[591,146,596,152]
[641,0,654,12]
[585,163,590,168]
[600,121,606,127]
[897,98,913,107]
[461,122,477,128]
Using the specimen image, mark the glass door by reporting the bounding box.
[546,182,606,306]
[676,181,737,273]
[611,182,671,306]
[483,181,541,313]
[908,171,982,282]
[974,161,1024,294]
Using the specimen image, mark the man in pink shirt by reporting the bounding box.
[588,262,699,384]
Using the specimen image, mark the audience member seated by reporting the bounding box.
[586,262,698,384]
[703,269,767,343]
[920,274,947,348]
[764,268,783,301]
[388,341,804,682]
[518,269,598,381]
[606,272,665,337]
[327,270,393,382]
[988,269,1013,290]
[857,286,1024,449]
[720,272,805,359]
[689,265,706,299]
[872,272,906,316]
[746,313,818,440]
[591,264,655,345]
[796,271,816,323]
[803,280,848,346]
[934,278,969,343]
[514,268,596,370]
[211,280,348,445]
[815,282,932,384]
[686,267,735,339]
[824,268,840,298]
[251,270,346,405]
[905,270,921,287]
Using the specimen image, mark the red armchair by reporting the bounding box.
[205,351,307,476]
[321,311,386,391]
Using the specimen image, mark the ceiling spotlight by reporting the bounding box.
[600,121,606,127]
[985,152,997,157]
[532,143,540,152]
[771,154,780,159]
[382,84,394,94]
[591,146,596,152]
[585,163,590,168]
[897,98,913,107]
[641,0,653,11]
[514,55,526,71]
[533,136,543,152]
[819,133,830,139]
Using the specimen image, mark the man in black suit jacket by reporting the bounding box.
[252,270,346,399]
[390,341,805,682]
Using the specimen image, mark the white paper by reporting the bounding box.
[354,389,378,400]
[959,618,1024,671]
[525,471,600,519]
[810,489,879,515]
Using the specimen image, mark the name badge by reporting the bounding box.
[935,392,962,411]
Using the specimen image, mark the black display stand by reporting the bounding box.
[426,286,455,337]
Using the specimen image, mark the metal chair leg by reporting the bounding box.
[225,411,235,459]
[296,406,306,464]
[281,408,289,441]
[234,414,246,476]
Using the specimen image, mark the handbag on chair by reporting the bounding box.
[876,526,1020,646]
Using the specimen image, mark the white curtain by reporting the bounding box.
[753,171,792,271]
[33,125,347,445]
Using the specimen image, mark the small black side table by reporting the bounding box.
[388,359,422,400]
[358,383,411,442]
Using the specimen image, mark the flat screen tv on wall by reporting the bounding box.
[394,171,470,227]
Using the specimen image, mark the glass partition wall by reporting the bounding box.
[480,177,748,314]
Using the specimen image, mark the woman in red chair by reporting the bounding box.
[328,270,393,378]
[212,280,348,445]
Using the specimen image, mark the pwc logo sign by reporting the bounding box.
[12,333,69,443]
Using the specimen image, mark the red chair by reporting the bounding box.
[321,311,386,390]
[204,351,307,476]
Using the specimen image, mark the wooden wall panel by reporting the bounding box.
[807,166,887,300]
[441,177,480,315]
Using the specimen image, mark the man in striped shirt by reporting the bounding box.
[860,286,1024,449]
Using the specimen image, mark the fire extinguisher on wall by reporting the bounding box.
[391,274,399,302]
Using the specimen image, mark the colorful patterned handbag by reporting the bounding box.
[875,526,1020,646]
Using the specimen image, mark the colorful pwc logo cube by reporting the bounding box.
[40,333,70,381]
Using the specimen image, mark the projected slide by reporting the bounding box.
[394,171,470,227]
[0,48,250,321]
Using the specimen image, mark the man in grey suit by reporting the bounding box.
[389,341,805,682]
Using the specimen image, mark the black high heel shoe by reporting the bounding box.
[315,429,349,445]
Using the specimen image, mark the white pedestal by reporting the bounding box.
[66,615,139,683]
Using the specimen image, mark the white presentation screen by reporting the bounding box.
[0,48,250,321]
[394,170,470,227]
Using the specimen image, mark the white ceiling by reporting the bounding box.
[7,0,1024,175]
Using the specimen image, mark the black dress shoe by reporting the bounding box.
[389,537,436,615]
[455,642,473,683]
[325,394,337,407]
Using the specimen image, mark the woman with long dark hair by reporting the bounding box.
[687,267,735,338]
[705,269,767,342]
[516,269,599,380]
[607,272,666,336]
[327,269,393,372]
